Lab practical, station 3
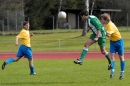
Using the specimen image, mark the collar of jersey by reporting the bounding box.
[23,28,28,30]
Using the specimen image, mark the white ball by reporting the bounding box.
[58,11,66,19]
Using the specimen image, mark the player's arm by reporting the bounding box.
[106,23,114,37]
[106,33,111,37]
[15,36,19,46]
[30,33,34,37]
[15,30,23,46]
[94,30,100,41]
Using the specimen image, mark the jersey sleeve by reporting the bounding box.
[17,30,26,39]
[106,23,114,34]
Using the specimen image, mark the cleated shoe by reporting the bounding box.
[73,59,82,65]
[110,72,115,78]
[2,62,7,70]
[30,72,36,75]
[110,74,115,78]
[119,74,124,80]
[108,64,112,70]
[119,72,124,80]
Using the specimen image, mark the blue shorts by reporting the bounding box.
[16,45,33,59]
[110,38,124,55]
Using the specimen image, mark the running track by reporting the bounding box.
[0,51,130,60]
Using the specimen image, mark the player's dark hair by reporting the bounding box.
[79,10,89,16]
[23,21,29,26]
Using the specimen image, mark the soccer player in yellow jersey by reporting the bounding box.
[2,21,36,75]
[101,13,125,80]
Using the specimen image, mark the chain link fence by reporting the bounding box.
[0,38,130,52]
[0,11,24,34]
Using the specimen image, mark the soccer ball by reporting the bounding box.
[58,11,66,19]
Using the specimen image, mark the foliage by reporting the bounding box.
[0,0,130,29]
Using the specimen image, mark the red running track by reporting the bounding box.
[0,51,130,60]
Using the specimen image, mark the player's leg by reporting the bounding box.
[28,58,36,75]
[109,53,116,78]
[119,55,125,80]
[106,40,118,78]
[74,34,96,65]
[25,47,36,75]
[98,38,112,70]
[1,57,21,70]
[74,39,95,65]
[100,47,112,70]
[118,38,125,80]
[1,45,23,70]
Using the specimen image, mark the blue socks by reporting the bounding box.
[112,61,115,69]
[111,61,125,75]
[111,61,115,74]
[30,66,35,74]
[6,58,14,64]
[120,61,125,73]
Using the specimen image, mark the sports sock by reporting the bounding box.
[112,61,115,69]
[104,52,112,64]
[6,58,14,64]
[30,66,35,73]
[111,61,115,74]
[120,61,125,72]
[79,47,88,61]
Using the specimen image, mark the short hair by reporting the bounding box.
[101,13,111,21]
[23,21,29,26]
[79,10,89,16]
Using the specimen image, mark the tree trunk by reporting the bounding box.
[82,21,87,36]
[55,0,62,29]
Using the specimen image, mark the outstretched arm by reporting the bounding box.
[30,33,34,37]
[15,36,19,46]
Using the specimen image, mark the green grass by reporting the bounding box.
[0,28,130,52]
[0,59,130,86]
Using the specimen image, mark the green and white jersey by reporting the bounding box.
[87,15,106,38]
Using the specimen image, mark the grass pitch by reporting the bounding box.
[0,59,130,86]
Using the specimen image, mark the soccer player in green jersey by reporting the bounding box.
[74,10,112,70]
[2,21,36,75]
[101,13,125,80]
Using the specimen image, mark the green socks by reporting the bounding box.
[105,52,112,64]
[79,47,88,61]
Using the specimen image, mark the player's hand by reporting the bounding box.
[15,43,18,46]
[30,33,34,37]
[94,37,98,41]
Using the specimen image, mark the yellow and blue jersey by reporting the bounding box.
[105,21,124,55]
[16,28,31,47]
[105,21,121,41]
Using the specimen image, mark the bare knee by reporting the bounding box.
[28,59,33,66]
[102,52,109,56]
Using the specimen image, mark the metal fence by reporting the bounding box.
[0,39,130,52]
[0,11,24,34]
